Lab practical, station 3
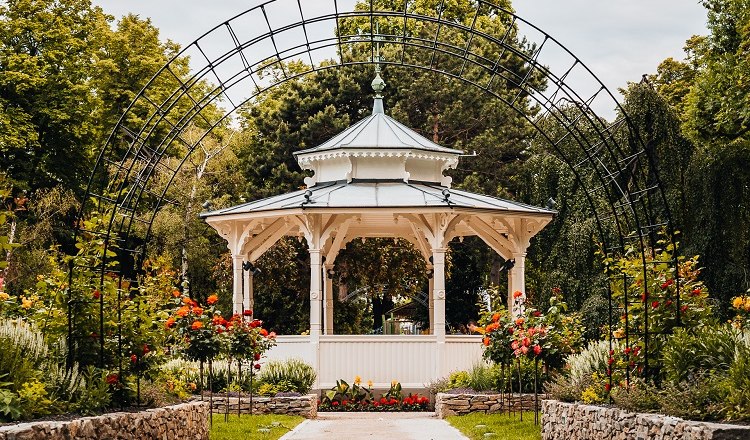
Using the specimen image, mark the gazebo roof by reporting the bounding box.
[200,180,555,219]
[293,111,463,156]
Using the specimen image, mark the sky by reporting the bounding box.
[91,0,708,117]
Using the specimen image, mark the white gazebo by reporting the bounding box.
[201,70,554,389]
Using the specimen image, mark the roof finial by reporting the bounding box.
[371,23,385,114]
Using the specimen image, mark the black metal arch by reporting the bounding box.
[73,0,678,384]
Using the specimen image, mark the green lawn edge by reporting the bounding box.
[446,412,541,440]
[209,414,304,440]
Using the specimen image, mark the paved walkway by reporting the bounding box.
[280,412,469,440]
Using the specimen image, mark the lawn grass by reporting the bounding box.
[446,412,541,440]
[209,413,304,440]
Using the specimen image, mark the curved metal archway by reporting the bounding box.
[72,0,678,386]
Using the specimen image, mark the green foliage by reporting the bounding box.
[662,326,741,383]
[0,388,21,421]
[257,359,316,395]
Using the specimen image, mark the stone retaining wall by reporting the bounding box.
[435,392,546,418]
[542,400,750,440]
[207,395,317,418]
[0,401,209,440]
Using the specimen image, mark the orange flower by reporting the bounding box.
[513,291,523,299]
[176,306,190,317]
[165,317,176,329]
[483,337,490,346]
[193,306,204,316]
[207,294,219,305]
[515,317,525,326]
[172,290,181,298]
[191,321,203,330]
[492,312,501,322]
[260,328,269,337]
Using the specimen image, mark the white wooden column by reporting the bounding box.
[427,265,434,335]
[432,249,446,340]
[324,264,334,335]
[310,249,323,340]
[232,255,243,315]
[510,252,527,318]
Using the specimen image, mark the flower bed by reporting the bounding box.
[318,378,429,412]
[318,395,430,412]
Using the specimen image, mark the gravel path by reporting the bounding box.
[280,412,469,440]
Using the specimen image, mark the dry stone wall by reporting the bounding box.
[0,401,209,440]
[435,392,545,418]
[542,400,750,440]
[207,395,317,418]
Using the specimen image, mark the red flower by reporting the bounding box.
[106,374,119,385]
[651,301,660,309]
[243,309,253,316]
[260,328,269,337]
[533,345,542,356]
[254,363,261,370]
[342,400,349,405]
[608,357,614,365]
[691,288,701,296]
[605,383,612,392]
[661,279,674,289]
[624,347,632,355]
[130,354,137,363]
[513,290,523,299]
[380,397,387,404]
[532,310,542,317]
[640,293,648,302]
[250,319,262,328]
[680,305,689,313]
[522,337,531,347]
[142,344,150,355]
[207,294,219,305]
[332,401,339,406]
[373,402,379,407]
[390,398,398,405]
[254,353,261,361]
[93,290,101,300]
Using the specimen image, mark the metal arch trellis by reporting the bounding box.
[70,0,681,392]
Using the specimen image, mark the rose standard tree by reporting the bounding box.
[224,310,276,415]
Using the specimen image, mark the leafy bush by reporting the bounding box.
[257,358,316,394]
[662,326,741,383]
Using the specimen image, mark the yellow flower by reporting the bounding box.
[744,297,750,312]
[612,328,625,339]
[0,292,9,301]
[733,297,744,309]
[391,380,398,388]
[354,375,361,385]
[21,296,33,309]
[367,380,373,388]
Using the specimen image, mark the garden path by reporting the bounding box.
[279,412,469,440]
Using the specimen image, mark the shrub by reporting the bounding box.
[662,326,742,383]
[257,358,316,394]
[610,378,660,412]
